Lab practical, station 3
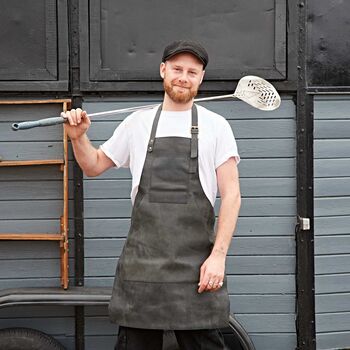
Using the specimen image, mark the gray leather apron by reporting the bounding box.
[109,104,229,330]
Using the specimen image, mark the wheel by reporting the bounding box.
[0,327,66,350]
[226,315,256,350]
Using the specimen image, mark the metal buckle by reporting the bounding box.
[191,126,199,134]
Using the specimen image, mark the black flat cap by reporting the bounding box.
[162,40,209,69]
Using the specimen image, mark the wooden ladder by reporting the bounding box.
[0,100,71,289]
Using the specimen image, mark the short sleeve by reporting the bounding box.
[99,117,130,168]
[215,118,240,169]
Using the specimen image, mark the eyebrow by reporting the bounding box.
[172,64,200,73]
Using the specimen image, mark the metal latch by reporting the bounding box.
[298,216,310,230]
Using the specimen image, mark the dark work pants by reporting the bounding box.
[115,326,226,350]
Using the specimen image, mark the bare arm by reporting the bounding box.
[70,133,115,177]
[62,108,115,177]
[198,157,241,293]
[213,157,241,256]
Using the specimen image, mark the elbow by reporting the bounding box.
[82,165,102,177]
[84,168,100,177]
[84,170,96,177]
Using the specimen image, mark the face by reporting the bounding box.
[160,53,205,104]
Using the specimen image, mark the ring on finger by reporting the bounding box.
[208,281,214,286]
[218,281,224,287]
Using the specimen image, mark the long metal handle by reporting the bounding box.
[87,94,235,118]
[12,94,236,131]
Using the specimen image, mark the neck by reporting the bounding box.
[162,93,193,111]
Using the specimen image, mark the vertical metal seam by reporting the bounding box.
[296,0,316,349]
[68,0,85,349]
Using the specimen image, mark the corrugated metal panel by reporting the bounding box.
[82,98,297,350]
[314,96,350,350]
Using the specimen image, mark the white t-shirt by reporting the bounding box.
[100,104,240,206]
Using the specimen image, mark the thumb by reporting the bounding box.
[198,263,206,290]
[81,111,91,125]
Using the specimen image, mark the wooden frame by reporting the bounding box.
[0,99,71,289]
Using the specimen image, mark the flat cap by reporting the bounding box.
[162,40,208,69]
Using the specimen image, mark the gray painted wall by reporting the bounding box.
[0,98,296,349]
[82,97,297,350]
[0,102,75,346]
[314,96,350,350]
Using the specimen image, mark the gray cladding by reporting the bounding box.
[314,96,350,350]
[0,102,74,349]
[0,305,75,349]
[82,98,297,349]
[0,102,74,286]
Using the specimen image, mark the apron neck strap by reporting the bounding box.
[147,104,163,152]
[147,103,199,160]
[190,104,198,159]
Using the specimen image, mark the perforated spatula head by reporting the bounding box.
[233,75,281,111]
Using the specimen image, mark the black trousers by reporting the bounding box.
[115,326,226,350]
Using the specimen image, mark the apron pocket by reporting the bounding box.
[149,156,189,203]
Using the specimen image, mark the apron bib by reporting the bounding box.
[108,104,229,330]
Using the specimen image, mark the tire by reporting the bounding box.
[0,327,66,350]
[227,315,256,350]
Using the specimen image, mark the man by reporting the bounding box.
[63,40,241,350]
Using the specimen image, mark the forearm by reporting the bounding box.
[212,191,241,257]
[71,134,99,176]
[198,190,241,293]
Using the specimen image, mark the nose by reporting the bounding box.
[178,72,189,83]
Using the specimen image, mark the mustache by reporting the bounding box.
[172,80,191,88]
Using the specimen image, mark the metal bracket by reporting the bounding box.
[298,216,310,231]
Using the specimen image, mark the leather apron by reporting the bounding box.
[109,104,229,330]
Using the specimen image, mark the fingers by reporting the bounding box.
[206,278,222,292]
[198,265,207,293]
[210,280,224,292]
[198,270,224,293]
[62,108,89,126]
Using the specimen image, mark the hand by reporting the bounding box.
[198,251,226,293]
[62,108,91,140]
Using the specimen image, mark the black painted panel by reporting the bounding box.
[81,0,287,89]
[0,0,68,91]
[307,0,350,87]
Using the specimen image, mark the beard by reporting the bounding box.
[163,78,199,104]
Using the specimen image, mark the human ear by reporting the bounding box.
[160,62,166,79]
[199,70,205,84]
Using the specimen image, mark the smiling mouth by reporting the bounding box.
[174,85,190,89]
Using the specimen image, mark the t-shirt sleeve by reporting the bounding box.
[99,117,130,168]
[215,118,240,169]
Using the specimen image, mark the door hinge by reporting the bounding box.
[298,216,310,231]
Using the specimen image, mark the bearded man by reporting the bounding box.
[62,40,241,350]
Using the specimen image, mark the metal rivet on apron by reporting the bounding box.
[148,139,154,152]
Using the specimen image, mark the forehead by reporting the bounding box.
[165,52,204,70]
